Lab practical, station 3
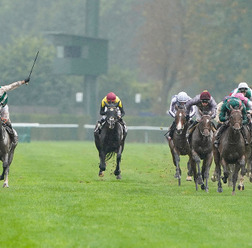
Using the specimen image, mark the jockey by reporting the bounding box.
[0,78,30,148]
[185,90,217,142]
[166,91,196,139]
[94,92,126,134]
[230,82,252,100]
[214,96,248,148]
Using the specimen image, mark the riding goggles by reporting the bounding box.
[201,99,209,103]
[239,88,247,92]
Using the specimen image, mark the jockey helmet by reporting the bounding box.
[177,91,189,102]
[238,82,249,90]
[200,90,211,100]
[106,92,116,102]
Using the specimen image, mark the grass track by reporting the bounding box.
[0,141,252,248]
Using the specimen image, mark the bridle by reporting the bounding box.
[175,106,187,134]
[229,108,243,131]
[198,114,212,137]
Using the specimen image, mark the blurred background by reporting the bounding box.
[1,0,252,142]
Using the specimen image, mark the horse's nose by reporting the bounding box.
[233,123,240,130]
[203,129,210,136]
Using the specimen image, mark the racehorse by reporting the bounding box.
[190,112,214,192]
[213,106,250,195]
[94,102,127,179]
[0,120,18,187]
[166,105,192,186]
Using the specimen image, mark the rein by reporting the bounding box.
[198,115,212,137]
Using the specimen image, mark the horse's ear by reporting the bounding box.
[199,109,203,116]
[230,105,233,111]
[105,102,109,107]
[175,104,178,111]
[116,101,120,107]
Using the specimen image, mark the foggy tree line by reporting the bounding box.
[0,0,251,115]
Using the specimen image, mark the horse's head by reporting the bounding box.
[229,105,243,131]
[198,114,212,137]
[105,102,119,129]
[174,106,187,134]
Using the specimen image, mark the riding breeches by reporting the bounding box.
[0,105,10,122]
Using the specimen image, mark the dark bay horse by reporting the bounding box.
[166,106,192,186]
[94,102,127,179]
[0,120,18,187]
[190,113,214,192]
[213,106,251,195]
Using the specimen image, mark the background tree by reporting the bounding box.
[137,0,191,114]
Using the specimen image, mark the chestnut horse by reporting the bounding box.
[166,106,192,186]
[213,106,250,195]
[190,113,214,192]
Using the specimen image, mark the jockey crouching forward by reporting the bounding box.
[166,91,196,140]
[214,96,248,148]
[0,78,30,149]
[230,82,252,100]
[185,90,217,143]
[94,92,127,135]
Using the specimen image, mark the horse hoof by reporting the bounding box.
[222,177,227,184]
[3,183,9,188]
[99,171,104,177]
[178,178,181,186]
[197,179,203,185]
[174,173,180,179]
[211,175,217,182]
[217,188,223,193]
[201,184,205,190]
[232,191,236,196]
[116,175,121,180]
[250,177,252,183]
[238,185,244,191]
[186,176,192,181]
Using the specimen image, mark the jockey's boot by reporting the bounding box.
[119,118,127,137]
[94,119,105,134]
[214,124,228,148]
[5,121,18,149]
[241,125,249,145]
[168,121,176,139]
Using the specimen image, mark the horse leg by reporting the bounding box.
[212,146,220,182]
[173,153,181,186]
[2,155,9,188]
[114,146,122,179]
[202,153,213,192]
[232,164,241,195]
[169,140,181,185]
[192,150,203,190]
[186,159,192,181]
[216,163,223,193]
[98,151,106,177]
[237,158,246,191]
[238,174,245,191]
[221,158,229,184]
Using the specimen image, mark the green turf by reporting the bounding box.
[0,141,252,248]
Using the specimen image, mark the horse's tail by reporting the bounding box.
[105,152,115,161]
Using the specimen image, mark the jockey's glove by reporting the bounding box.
[24,77,30,83]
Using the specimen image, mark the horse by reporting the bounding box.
[166,105,192,186]
[213,106,251,195]
[94,102,127,179]
[0,120,18,187]
[190,112,214,192]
